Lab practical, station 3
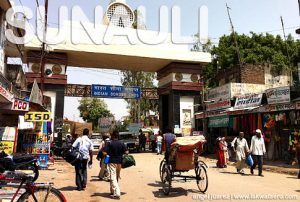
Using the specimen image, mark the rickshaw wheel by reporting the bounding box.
[159,159,166,182]
[162,167,171,195]
[196,163,208,193]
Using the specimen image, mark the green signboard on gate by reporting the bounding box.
[208,116,230,128]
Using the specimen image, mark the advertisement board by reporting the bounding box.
[98,117,115,133]
[208,116,230,128]
[206,99,231,111]
[231,83,266,98]
[208,83,231,101]
[234,94,263,109]
[265,86,290,104]
[25,112,52,122]
[0,141,15,154]
[11,99,30,111]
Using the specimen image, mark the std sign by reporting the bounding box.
[11,99,29,111]
[25,112,51,122]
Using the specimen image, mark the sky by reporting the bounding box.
[13,0,300,122]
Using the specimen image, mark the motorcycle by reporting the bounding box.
[0,151,39,182]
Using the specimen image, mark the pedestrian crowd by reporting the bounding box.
[215,128,300,178]
[67,128,176,200]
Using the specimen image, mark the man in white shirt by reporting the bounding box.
[250,129,266,177]
[231,132,249,174]
[72,128,93,191]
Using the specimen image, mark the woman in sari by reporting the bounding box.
[216,137,225,168]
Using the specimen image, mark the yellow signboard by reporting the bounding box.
[25,112,51,122]
[0,141,14,154]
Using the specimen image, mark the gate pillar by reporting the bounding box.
[157,63,203,136]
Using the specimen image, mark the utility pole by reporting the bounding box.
[226,3,243,78]
[280,16,292,68]
[40,0,49,95]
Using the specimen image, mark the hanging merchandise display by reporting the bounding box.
[21,112,52,169]
[263,114,276,129]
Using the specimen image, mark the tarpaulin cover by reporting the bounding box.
[171,136,206,152]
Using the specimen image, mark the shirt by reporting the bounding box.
[72,136,93,159]
[250,135,266,156]
[231,137,249,160]
[104,140,127,164]
[157,136,163,143]
[163,133,176,146]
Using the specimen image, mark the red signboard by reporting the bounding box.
[0,86,13,102]
[11,99,29,111]
[206,99,231,111]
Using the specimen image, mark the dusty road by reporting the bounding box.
[37,153,299,202]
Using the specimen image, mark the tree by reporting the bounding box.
[121,71,158,123]
[193,33,300,87]
[78,98,112,129]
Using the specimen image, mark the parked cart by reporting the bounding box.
[159,136,208,195]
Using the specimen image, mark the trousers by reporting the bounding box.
[109,163,122,197]
[251,155,263,175]
[75,158,88,189]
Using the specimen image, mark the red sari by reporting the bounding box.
[216,142,225,168]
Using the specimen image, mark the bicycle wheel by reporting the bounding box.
[196,164,208,193]
[159,159,166,182]
[17,187,66,202]
[162,167,171,195]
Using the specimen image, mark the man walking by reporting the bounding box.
[231,132,249,174]
[72,128,93,191]
[156,131,163,155]
[138,130,146,152]
[103,131,128,199]
[250,129,266,177]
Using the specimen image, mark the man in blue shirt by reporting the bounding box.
[72,128,93,191]
[163,128,176,163]
[103,131,128,199]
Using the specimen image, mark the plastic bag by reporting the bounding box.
[246,154,254,167]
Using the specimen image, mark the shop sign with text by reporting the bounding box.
[231,83,266,98]
[25,112,51,122]
[234,94,263,109]
[0,85,13,102]
[207,84,230,101]
[206,99,231,111]
[265,86,290,104]
[260,103,295,112]
[0,141,14,154]
[208,116,229,128]
[11,99,29,111]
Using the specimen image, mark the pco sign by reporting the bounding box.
[11,99,29,111]
[25,112,51,122]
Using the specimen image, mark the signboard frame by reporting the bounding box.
[91,85,141,99]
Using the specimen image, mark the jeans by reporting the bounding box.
[75,158,88,189]
[251,155,263,175]
[157,143,162,154]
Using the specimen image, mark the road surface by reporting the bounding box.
[36,153,299,202]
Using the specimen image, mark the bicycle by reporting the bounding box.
[0,170,66,202]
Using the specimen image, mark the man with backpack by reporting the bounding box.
[72,128,93,191]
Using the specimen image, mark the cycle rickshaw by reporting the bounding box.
[159,136,208,195]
